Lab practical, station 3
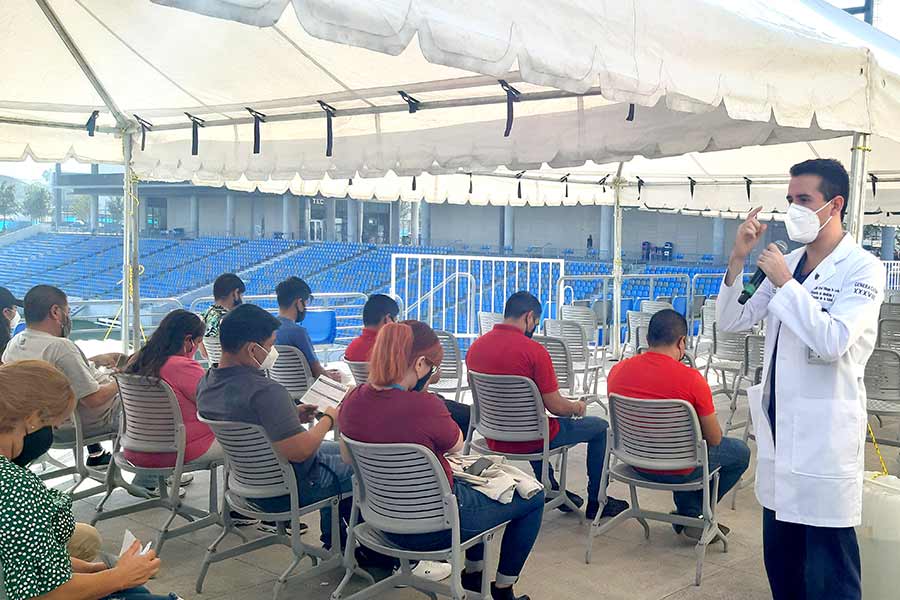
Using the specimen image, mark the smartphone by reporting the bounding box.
[464,457,493,477]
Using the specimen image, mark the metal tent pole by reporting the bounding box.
[611,162,625,359]
[848,132,871,244]
[124,133,142,351]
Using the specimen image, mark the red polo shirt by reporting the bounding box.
[607,351,715,475]
[465,324,560,453]
[344,328,379,362]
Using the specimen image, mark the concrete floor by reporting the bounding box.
[54,373,899,600]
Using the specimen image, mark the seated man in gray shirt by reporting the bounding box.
[197,303,349,549]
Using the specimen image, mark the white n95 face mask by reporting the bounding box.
[8,310,20,332]
[255,344,279,371]
[785,199,833,244]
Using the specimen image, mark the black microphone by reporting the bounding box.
[738,240,788,305]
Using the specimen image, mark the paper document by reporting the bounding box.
[119,529,153,557]
[299,376,349,411]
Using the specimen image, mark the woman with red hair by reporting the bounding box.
[340,320,543,600]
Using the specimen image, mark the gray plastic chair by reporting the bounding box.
[880,303,900,321]
[865,349,900,450]
[477,311,504,336]
[639,300,673,315]
[703,324,750,432]
[345,360,370,385]
[544,318,604,394]
[38,409,119,501]
[196,418,355,600]
[332,437,508,600]
[694,302,718,354]
[877,318,900,352]
[533,334,577,396]
[431,330,469,403]
[731,334,766,509]
[203,335,223,365]
[91,374,221,554]
[586,394,726,586]
[269,345,315,400]
[465,371,584,520]
[624,311,653,358]
[561,304,606,358]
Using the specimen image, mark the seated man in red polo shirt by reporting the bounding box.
[607,309,750,537]
[344,293,470,434]
[466,291,628,520]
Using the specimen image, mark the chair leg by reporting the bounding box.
[628,485,650,540]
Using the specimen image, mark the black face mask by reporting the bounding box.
[232,296,243,307]
[295,307,306,323]
[13,426,54,468]
[524,317,536,339]
[412,371,432,392]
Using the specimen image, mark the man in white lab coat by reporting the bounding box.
[717,159,883,600]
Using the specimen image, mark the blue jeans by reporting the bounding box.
[384,482,545,585]
[529,416,608,502]
[639,436,751,516]
[251,441,354,548]
[763,508,860,600]
[101,586,178,599]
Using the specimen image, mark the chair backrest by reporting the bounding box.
[640,300,673,315]
[269,345,315,399]
[625,311,653,348]
[591,299,611,325]
[532,334,575,394]
[345,360,370,385]
[560,305,599,342]
[304,310,338,345]
[434,330,463,380]
[865,348,900,404]
[199,417,293,499]
[113,373,184,455]
[341,436,455,535]
[204,335,222,364]
[743,334,766,381]
[880,303,900,321]
[712,323,748,362]
[478,311,504,336]
[635,347,697,369]
[700,303,717,338]
[607,394,705,472]
[691,294,707,319]
[878,319,900,352]
[543,318,589,363]
[467,372,549,443]
[655,295,673,304]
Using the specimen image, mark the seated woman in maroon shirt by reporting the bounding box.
[339,320,544,600]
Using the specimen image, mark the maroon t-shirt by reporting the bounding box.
[338,384,462,486]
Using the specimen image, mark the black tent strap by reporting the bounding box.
[133,114,153,151]
[317,101,337,157]
[515,170,526,199]
[743,177,752,200]
[412,175,417,191]
[626,103,635,122]
[245,108,267,155]
[871,173,879,197]
[498,79,521,137]
[468,173,473,194]
[85,110,100,137]
[184,112,205,156]
[398,91,421,113]
[688,177,697,198]
[636,176,645,197]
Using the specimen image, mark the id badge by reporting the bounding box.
[807,347,833,364]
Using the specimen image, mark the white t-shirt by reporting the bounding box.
[1,329,114,427]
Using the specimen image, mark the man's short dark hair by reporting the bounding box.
[647,309,688,348]
[219,304,281,353]
[212,273,245,301]
[363,294,399,326]
[504,291,543,319]
[24,285,67,324]
[789,159,850,221]
[276,277,312,309]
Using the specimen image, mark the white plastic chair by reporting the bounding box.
[623,311,653,358]
[344,360,370,385]
[544,318,604,394]
[465,371,584,521]
[269,345,315,400]
[731,334,766,509]
[560,304,607,360]
[203,335,223,365]
[878,318,900,352]
[91,374,221,554]
[639,300,673,315]
[196,418,357,600]
[477,312,504,336]
[38,409,119,501]
[703,324,750,432]
[332,437,508,600]
[880,303,900,321]
[431,330,469,403]
[865,348,900,450]
[586,394,726,586]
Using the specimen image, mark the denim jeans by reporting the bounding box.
[529,416,608,501]
[384,481,545,585]
[763,508,860,600]
[251,441,354,548]
[101,586,179,599]
[639,436,751,516]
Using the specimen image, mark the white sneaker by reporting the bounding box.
[411,560,452,582]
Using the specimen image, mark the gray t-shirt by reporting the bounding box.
[197,366,314,472]
[1,329,114,428]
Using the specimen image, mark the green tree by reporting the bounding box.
[0,182,20,231]
[107,196,124,225]
[23,183,51,223]
[69,195,92,225]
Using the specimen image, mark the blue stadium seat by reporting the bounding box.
[304,310,338,345]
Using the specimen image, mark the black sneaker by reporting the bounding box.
[86,451,112,468]
[229,511,259,527]
[461,570,483,592]
[547,481,584,513]
[257,520,309,534]
[586,497,629,520]
[491,582,530,600]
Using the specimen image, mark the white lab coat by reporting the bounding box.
[717,233,884,528]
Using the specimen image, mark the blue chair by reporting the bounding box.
[304,310,337,345]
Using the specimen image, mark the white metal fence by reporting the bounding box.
[391,253,565,339]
